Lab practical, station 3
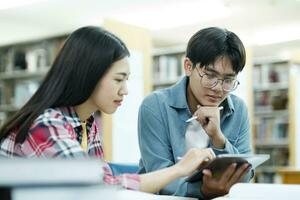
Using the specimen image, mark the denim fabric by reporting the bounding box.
[138,76,252,198]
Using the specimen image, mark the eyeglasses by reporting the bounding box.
[195,67,240,92]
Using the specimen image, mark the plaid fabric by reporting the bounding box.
[0,106,140,190]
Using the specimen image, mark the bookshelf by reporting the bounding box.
[252,57,300,183]
[0,35,67,126]
[152,46,186,90]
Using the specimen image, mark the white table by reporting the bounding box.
[213,183,300,200]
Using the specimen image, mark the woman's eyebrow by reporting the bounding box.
[115,72,128,77]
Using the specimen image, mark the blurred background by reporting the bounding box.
[1,0,300,184]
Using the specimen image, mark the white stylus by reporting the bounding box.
[185,106,224,123]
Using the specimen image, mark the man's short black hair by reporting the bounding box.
[186,27,246,74]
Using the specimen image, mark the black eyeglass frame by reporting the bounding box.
[195,66,240,92]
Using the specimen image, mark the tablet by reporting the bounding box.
[186,154,269,183]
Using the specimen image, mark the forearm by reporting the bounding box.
[139,165,181,193]
[211,131,226,149]
[211,138,240,155]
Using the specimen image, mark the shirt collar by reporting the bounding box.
[168,76,235,115]
[59,106,95,129]
[220,95,235,116]
[168,76,190,109]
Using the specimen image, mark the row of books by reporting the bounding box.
[253,62,289,87]
[14,80,40,107]
[254,90,288,110]
[0,80,40,109]
[255,172,277,183]
[253,117,289,141]
[153,54,184,82]
[256,148,289,167]
[0,37,65,73]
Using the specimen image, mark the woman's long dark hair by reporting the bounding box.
[0,26,129,143]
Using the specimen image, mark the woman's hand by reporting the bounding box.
[175,148,216,177]
[139,148,215,193]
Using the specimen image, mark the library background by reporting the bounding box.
[1,0,300,185]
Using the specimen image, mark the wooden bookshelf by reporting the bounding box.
[152,45,185,91]
[277,168,300,184]
[289,60,300,169]
[0,69,48,80]
[252,57,300,183]
[0,35,67,125]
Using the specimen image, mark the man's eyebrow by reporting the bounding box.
[205,67,236,77]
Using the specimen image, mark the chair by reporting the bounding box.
[108,162,139,176]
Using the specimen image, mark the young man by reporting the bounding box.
[138,27,253,199]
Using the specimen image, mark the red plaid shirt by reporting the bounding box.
[0,106,140,190]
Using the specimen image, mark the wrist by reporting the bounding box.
[170,164,185,179]
[211,132,225,149]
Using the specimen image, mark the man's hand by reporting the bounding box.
[200,163,251,199]
[194,105,225,148]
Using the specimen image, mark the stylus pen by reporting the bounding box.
[177,156,210,162]
[185,106,224,123]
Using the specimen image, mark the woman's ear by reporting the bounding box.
[184,57,193,76]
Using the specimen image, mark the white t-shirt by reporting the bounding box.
[185,120,210,151]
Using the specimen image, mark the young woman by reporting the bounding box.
[0,26,215,193]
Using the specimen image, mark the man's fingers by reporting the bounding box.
[236,165,251,182]
[227,163,250,187]
[202,169,212,180]
[219,163,237,183]
[196,115,207,126]
[235,164,251,183]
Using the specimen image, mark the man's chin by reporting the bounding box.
[201,100,220,107]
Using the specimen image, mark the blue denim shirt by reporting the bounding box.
[138,76,252,198]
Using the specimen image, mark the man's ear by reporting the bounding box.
[184,57,193,76]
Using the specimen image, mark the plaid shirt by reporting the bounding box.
[0,106,140,190]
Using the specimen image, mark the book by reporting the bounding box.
[212,183,300,199]
[186,154,270,183]
[14,80,40,108]
[0,158,104,187]
[8,184,198,200]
